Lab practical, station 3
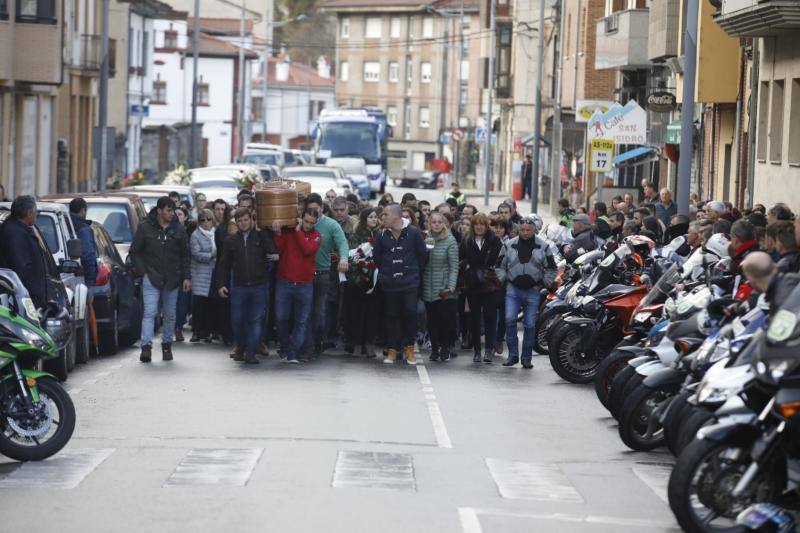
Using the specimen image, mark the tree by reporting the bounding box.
[273,0,336,67]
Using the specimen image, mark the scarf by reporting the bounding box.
[197,225,216,257]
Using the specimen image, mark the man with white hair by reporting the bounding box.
[655,188,677,227]
[704,201,726,222]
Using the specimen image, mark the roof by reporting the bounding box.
[0,201,68,213]
[188,17,254,36]
[40,193,143,203]
[320,0,477,11]
[194,33,258,59]
[253,58,334,89]
[121,0,185,19]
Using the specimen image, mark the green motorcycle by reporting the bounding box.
[0,268,75,461]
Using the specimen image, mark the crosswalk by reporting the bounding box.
[0,448,672,506]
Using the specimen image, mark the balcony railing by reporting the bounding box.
[714,0,800,37]
[73,35,116,76]
[595,9,651,70]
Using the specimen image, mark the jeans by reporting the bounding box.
[141,275,179,346]
[302,272,331,355]
[385,290,417,351]
[275,280,313,360]
[505,284,541,361]
[425,299,457,352]
[261,262,276,344]
[230,284,268,356]
[467,292,497,352]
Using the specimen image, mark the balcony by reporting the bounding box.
[648,0,679,62]
[713,0,800,37]
[595,9,651,70]
[72,35,117,76]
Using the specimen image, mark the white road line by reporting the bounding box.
[457,508,484,533]
[463,508,678,531]
[165,448,263,487]
[632,463,672,504]
[485,459,584,502]
[415,365,452,449]
[0,448,115,489]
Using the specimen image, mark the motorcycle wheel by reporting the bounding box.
[675,408,716,456]
[618,382,673,451]
[609,365,642,420]
[594,349,635,410]
[663,391,692,456]
[0,377,76,461]
[534,307,563,355]
[548,323,603,384]
[667,436,786,533]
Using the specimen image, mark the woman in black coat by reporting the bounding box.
[459,212,503,363]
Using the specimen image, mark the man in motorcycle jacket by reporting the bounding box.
[742,251,800,316]
[496,217,558,369]
[562,214,597,263]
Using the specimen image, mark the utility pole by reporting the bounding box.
[238,0,247,157]
[548,0,565,216]
[438,22,449,159]
[262,1,271,143]
[189,0,201,168]
[454,0,465,182]
[531,0,546,214]
[677,0,698,214]
[483,0,496,206]
[97,0,110,191]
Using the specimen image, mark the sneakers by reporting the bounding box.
[231,346,245,362]
[483,348,493,364]
[473,351,482,363]
[244,353,259,364]
[162,343,173,361]
[174,330,184,342]
[404,346,416,365]
[494,341,504,356]
[287,356,300,364]
[383,348,398,364]
[522,359,533,369]
[139,345,152,363]
[440,348,451,362]
[429,347,440,362]
[503,356,520,367]
[258,342,270,357]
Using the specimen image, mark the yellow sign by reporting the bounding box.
[589,139,615,173]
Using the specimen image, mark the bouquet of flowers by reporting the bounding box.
[162,164,191,186]
[348,239,378,293]
[233,167,261,190]
[121,171,146,187]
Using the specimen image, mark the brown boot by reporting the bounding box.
[383,348,398,364]
[231,345,245,362]
[404,345,416,366]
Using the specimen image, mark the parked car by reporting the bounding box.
[283,165,352,197]
[120,185,193,208]
[244,143,286,168]
[326,157,371,200]
[90,221,143,354]
[0,209,78,381]
[292,149,313,165]
[189,165,256,205]
[393,170,440,189]
[42,193,148,262]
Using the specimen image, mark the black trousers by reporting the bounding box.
[346,284,377,347]
[384,290,417,351]
[191,295,212,338]
[458,293,470,344]
[467,292,497,352]
[425,299,457,352]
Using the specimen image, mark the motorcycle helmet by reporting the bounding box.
[623,235,655,257]
[703,233,731,260]
[523,213,544,233]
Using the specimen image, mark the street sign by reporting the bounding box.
[452,129,464,142]
[589,139,614,173]
[439,132,452,145]
[575,100,614,123]
[130,104,149,118]
[475,127,488,144]
[587,100,647,145]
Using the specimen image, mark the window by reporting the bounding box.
[462,15,470,29]
[496,25,513,97]
[365,17,382,38]
[770,80,785,163]
[0,0,8,20]
[757,81,769,161]
[340,17,350,38]
[198,82,209,106]
[340,61,349,81]
[419,107,430,128]
[789,79,800,165]
[422,16,434,38]
[163,29,178,49]
[421,62,432,84]
[16,0,55,22]
[152,79,167,104]
[387,106,398,126]
[363,61,380,82]
[390,17,401,38]
[389,62,399,83]
[460,59,469,81]
[252,96,263,121]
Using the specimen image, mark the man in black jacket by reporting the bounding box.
[562,214,597,263]
[0,195,48,308]
[216,207,277,364]
[130,196,191,362]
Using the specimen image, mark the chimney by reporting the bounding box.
[317,56,330,79]
[276,60,290,82]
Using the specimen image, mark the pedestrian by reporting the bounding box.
[401,192,417,209]
[68,198,99,292]
[0,195,48,308]
[489,214,511,357]
[194,193,207,217]
[211,200,234,346]
[129,197,191,363]
[445,182,465,205]
[459,212,503,363]
[173,205,191,342]
[272,209,323,364]
[566,178,583,210]
[521,154,533,200]
[655,188,677,228]
[562,213,596,262]
[767,221,800,273]
[423,211,459,362]
[216,207,276,364]
[168,191,181,207]
[325,190,337,205]
[373,203,428,364]
[642,181,659,204]
[329,196,358,345]
[344,207,381,357]
[558,198,574,228]
[301,193,349,360]
[189,208,216,343]
[497,216,558,369]
[497,202,519,237]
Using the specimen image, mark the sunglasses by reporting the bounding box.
[199,218,210,222]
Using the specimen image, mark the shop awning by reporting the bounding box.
[613,146,655,165]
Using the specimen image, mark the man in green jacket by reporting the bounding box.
[301,193,349,359]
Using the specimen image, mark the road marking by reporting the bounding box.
[0,448,115,489]
[485,459,584,502]
[332,451,416,491]
[632,463,672,504]
[165,448,263,486]
[416,365,452,448]
[458,508,679,531]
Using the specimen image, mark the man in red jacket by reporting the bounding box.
[272,208,323,363]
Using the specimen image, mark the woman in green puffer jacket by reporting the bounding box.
[423,211,459,362]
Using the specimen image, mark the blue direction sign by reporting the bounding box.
[130,104,149,118]
[476,127,488,144]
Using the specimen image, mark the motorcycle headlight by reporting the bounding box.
[21,328,48,349]
[695,384,732,405]
[582,297,600,315]
[633,312,651,324]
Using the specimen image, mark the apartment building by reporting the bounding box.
[0,0,64,196]
[321,0,482,179]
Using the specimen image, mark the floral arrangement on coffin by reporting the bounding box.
[233,168,261,190]
[347,239,378,293]
[162,164,191,186]
[121,171,146,187]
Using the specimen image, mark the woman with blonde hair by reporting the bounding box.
[423,211,459,362]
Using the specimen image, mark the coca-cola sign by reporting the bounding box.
[647,91,677,113]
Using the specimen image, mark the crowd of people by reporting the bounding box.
[2,176,799,371]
